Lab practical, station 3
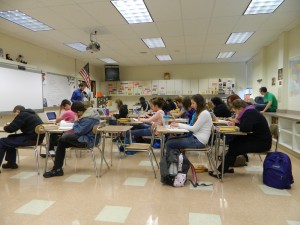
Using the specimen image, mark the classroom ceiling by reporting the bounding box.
[0,0,300,66]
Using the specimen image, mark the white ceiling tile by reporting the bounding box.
[146,0,181,22]
[1,0,44,9]
[207,16,240,34]
[212,0,250,17]
[78,1,127,26]
[38,0,74,6]
[183,19,210,35]
[130,23,160,38]
[50,4,100,28]
[233,14,270,32]
[22,8,75,30]
[259,12,300,31]
[156,21,184,37]
[181,0,215,20]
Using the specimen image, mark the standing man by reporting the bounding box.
[0,105,44,169]
[71,82,87,103]
[255,87,278,113]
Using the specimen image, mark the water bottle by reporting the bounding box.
[169,163,178,176]
[163,115,169,127]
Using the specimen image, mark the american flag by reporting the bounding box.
[79,63,91,89]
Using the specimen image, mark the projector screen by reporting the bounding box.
[0,66,43,113]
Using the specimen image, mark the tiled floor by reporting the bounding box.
[0,140,300,225]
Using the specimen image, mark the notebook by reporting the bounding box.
[45,112,57,123]
[59,120,74,130]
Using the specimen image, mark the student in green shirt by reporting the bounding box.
[255,87,278,113]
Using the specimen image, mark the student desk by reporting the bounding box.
[156,126,189,158]
[97,125,133,176]
[118,121,144,125]
[167,118,189,124]
[43,127,67,172]
[215,127,247,182]
[127,114,146,118]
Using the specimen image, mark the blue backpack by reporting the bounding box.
[263,152,294,189]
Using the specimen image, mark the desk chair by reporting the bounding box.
[257,124,279,161]
[16,125,45,175]
[65,124,106,177]
[182,126,218,176]
[124,125,159,178]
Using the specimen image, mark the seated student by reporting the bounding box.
[211,97,231,118]
[139,97,150,112]
[44,99,76,157]
[170,96,185,118]
[255,87,278,113]
[131,97,165,137]
[110,99,129,125]
[0,105,44,169]
[113,99,128,119]
[182,96,196,123]
[43,102,100,178]
[165,94,213,160]
[165,98,177,111]
[209,99,272,178]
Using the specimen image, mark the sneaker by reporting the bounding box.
[2,163,18,169]
[43,168,64,178]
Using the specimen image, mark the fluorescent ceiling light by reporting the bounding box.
[0,10,52,31]
[226,32,254,44]
[244,0,284,15]
[65,43,87,52]
[142,38,165,48]
[99,58,118,64]
[111,0,153,24]
[156,55,172,61]
[217,51,235,59]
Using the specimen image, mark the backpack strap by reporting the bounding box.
[189,162,213,188]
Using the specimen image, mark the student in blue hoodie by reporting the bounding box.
[0,105,44,170]
[43,102,100,178]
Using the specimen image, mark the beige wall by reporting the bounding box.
[0,32,102,88]
[248,25,300,111]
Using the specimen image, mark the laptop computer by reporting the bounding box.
[133,108,139,114]
[102,108,109,116]
[45,112,57,123]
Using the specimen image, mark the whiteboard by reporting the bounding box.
[0,66,43,113]
[43,73,76,107]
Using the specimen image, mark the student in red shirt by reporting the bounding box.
[41,99,76,157]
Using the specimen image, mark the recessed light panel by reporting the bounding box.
[156,55,172,61]
[217,51,235,59]
[99,58,118,64]
[111,0,153,24]
[65,43,87,52]
[244,0,284,15]
[142,38,165,48]
[0,10,52,31]
[226,32,254,44]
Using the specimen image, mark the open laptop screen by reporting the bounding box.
[46,112,56,121]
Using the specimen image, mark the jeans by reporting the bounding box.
[53,133,87,170]
[166,135,205,162]
[49,133,62,151]
[0,135,39,165]
[131,124,151,137]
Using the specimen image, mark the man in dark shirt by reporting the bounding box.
[0,105,44,169]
